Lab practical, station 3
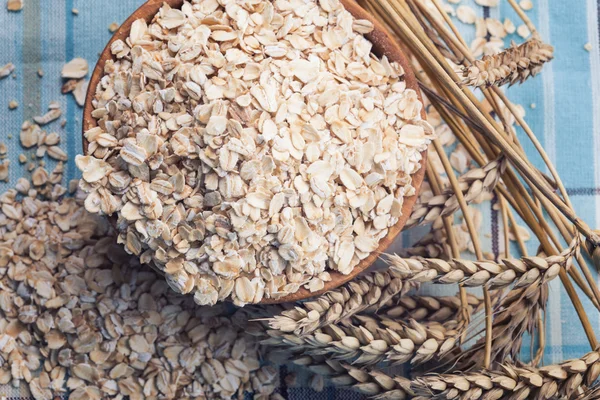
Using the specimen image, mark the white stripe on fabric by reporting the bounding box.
[586,0,600,339]
[537,0,562,364]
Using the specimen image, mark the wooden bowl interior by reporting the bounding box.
[83,0,427,304]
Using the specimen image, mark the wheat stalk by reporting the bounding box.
[460,37,554,88]
[365,0,598,346]
[406,157,507,229]
[412,348,600,399]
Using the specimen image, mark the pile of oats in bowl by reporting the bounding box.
[78,0,433,306]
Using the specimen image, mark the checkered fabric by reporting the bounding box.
[1,0,600,398]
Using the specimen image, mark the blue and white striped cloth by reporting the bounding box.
[1,0,600,398]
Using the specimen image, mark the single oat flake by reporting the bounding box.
[61,57,88,79]
[6,0,23,11]
[79,0,433,307]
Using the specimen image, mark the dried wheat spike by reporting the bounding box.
[412,348,600,399]
[266,269,417,335]
[460,37,554,88]
[406,157,507,229]
[385,235,578,290]
[453,239,579,369]
[264,313,467,367]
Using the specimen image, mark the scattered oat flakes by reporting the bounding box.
[0,63,15,79]
[71,7,78,14]
[584,42,593,52]
[450,144,469,173]
[8,100,18,109]
[509,224,532,241]
[61,57,88,79]
[530,103,536,109]
[0,186,278,399]
[6,0,22,12]
[517,24,531,39]
[18,153,26,163]
[37,67,44,77]
[504,18,516,34]
[519,0,533,10]
[457,5,476,24]
[109,21,119,32]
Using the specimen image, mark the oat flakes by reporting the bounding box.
[79,0,432,306]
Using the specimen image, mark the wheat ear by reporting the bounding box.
[460,37,554,88]
[412,348,600,399]
[406,157,507,228]
[452,240,578,370]
[385,235,578,290]
[264,313,468,367]
[266,269,417,335]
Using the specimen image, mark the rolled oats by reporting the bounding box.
[80,0,432,306]
[6,0,22,12]
[61,58,88,79]
[0,190,277,400]
[0,63,15,79]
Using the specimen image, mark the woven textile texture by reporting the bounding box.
[1,0,600,398]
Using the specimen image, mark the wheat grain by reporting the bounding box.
[406,157,507,229]
[460,37,554,88]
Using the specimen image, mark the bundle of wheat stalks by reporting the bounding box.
[251,0,600,398]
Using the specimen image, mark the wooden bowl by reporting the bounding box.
[83,0,427,304]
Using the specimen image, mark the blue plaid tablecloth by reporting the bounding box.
[1,0,600,399]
